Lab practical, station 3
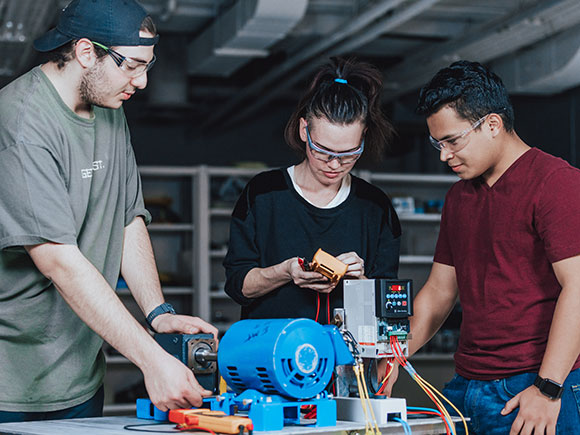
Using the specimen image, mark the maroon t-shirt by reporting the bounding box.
[434,148,580,380]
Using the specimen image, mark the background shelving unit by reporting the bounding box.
[103,166,460,413]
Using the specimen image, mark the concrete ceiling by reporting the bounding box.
[2,0,580,126]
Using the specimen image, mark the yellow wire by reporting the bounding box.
[377,360,395,393]
[359,362,380,435]
[412,374,455,432]
[353,364,373,435]
[415,373,469,435]
[391,337,460,434]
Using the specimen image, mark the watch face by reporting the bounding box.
[543,380,563,398]
[535,375,564,399]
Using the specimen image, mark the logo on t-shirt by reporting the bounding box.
[81,160,105,179]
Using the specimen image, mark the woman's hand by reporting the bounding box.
[337,251,365,278]
[288,257,337,293]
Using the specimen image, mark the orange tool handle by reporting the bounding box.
[169,409,253,434]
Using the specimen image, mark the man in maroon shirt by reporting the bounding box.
[385,61,580,434]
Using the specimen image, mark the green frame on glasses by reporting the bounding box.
[91,41,156,77]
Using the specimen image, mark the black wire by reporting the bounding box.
[366,358,378,395]
[123,422,178,433]
[326,372,338,392]
[341,330,360,357]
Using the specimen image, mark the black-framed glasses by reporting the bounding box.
[429,114,489,153]
[305,125,364,165]
[91,41,156,78]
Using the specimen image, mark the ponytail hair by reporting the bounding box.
[284,57,395,162]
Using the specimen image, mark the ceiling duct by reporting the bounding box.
[187,0,308,77]
[491,22,580,95]
[382,0,580,101]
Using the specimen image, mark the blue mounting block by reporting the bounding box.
[136,398,169,421]
[206,390,336,432]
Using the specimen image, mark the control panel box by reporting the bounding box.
[339,279,413,359]
[375,279,413,318]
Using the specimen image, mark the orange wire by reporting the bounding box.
[390,336,451,435]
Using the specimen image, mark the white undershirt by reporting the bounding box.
[287,165,351,208]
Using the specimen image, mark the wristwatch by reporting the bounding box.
[533,375,564,400]
[146,302,176,331]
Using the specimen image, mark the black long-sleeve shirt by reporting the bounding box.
[223,169,401,321]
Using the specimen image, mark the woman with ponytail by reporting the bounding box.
[224,57,401,322]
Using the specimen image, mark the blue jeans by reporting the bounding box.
[0,386,104,423]
[442,369,580,434]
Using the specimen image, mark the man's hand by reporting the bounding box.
[152,314,218,340]
[288,257,336,293]
[143,350,212,411]
[336,251,365,278]
[501,385,561,435]
[377,359,400,397]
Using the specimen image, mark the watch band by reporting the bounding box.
[533,375,564,400]
[146,302,176,331]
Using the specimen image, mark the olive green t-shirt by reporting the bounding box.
[0,67,151,412]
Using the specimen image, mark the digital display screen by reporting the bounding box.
[389,284,404,292]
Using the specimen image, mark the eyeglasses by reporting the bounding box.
[429,114,489,153]
[305,125,364,165]
[91,41,156,78]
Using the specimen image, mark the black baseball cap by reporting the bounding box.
[34,0,159,52]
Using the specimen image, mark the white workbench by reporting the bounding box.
[0,416,461,434]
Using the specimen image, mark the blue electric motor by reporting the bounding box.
[218,318,353,400]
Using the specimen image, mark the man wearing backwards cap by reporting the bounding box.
[0,0,217,422]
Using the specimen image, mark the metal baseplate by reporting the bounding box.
[206,390,337,432]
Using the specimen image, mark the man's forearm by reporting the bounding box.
[242,259,293,298]
[121,217,165,317]
[539,283,580,383]
[540,257,580,383]
[408,289,456,356]
[408,263,459,356]
[27,243,163,370]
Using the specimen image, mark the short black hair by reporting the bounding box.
[416,60,515,132]
[284,57,395,162]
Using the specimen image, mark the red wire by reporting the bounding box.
[408,410,451,434]
[315,293,320,322]
[391,337,451,435]
[304,408,317,419]
[408,411,444,417]
[390,336,407,367]
[376,382,387,396]
[326,293,330,324]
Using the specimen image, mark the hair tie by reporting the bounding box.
[334,78,348,84]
